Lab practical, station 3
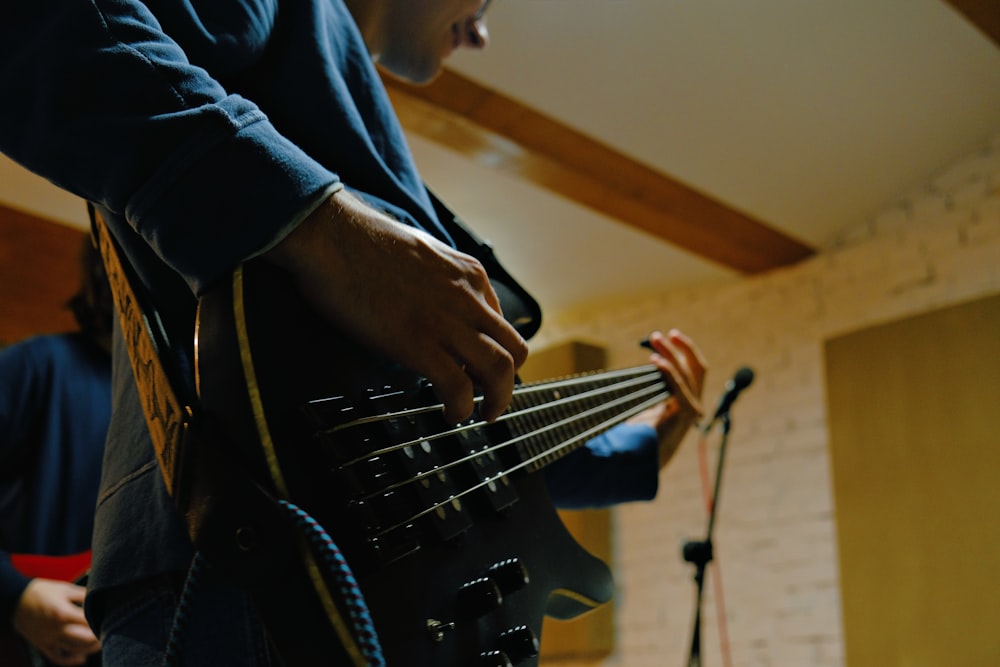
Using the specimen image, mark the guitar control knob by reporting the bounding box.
[458,576,503,617]
[498,625,539,664]
[478,650,514,667]
[489,557,529,594]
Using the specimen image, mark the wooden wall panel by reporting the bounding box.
[519,341,615,663]
[825,294,1000,666]
[0,203,85,346]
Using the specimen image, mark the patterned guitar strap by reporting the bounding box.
[89,207,384,667]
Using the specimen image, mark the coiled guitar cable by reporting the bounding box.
[162,501,385,667]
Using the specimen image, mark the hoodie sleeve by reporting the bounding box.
[544,423,661,509]
[0,559,30,631]
[0,0,340,295]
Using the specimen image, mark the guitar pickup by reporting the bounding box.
[447,425,519,515]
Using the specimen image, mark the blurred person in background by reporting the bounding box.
[0,237,111,666]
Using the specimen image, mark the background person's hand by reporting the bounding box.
[13,578,101,666]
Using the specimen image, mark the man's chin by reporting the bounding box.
[378,57,443,86]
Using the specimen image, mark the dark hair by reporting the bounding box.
[67,236,114,343]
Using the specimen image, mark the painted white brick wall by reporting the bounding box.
[534,130,1000,667]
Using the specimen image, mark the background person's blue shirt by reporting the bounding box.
[0,334,110,626]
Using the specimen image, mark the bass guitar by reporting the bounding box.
[187,260,671,666]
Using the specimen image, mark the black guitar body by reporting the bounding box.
[193,260,614,666]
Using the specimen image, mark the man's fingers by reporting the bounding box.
[652,355,702,415]
[425,336,520,424]
[485,316,529,370]
[38,619,99,667]
[417,351,476,425]
[666,329,708,386]
[415,314,525,424]
[64,584,87,606]
[646,329,707,417]
[62,623,101,652]
[456,333,519,423]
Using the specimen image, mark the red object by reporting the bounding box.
[1,551,94,667]
[9,551,91,582]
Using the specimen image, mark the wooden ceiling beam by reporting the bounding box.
[383,68,814,275]
[943,0,1000,47]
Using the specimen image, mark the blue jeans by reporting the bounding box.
[94,572,277,666]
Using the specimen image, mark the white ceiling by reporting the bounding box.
[3,0,999,318]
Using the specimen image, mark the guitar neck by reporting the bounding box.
[504,364,669,473]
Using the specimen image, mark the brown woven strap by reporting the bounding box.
[90,208,194,504]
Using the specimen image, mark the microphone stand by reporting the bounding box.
[683,412,734,667]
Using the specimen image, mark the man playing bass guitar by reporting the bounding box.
[0,1,707,664]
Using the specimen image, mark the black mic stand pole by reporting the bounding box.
[683,411,734,667]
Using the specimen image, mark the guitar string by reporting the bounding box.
[366,390,669,539]
[327,369,667,532]
[319,364,661,434]
[350,379,668,502]
[331,368,664,468]
[304,364,667,541]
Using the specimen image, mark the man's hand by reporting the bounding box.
[12,579,101,666]
[265,189,529,424]
[629,329,708,468]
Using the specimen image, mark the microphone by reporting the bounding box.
[706,366,755,426]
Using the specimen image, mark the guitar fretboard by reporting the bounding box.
[506,366,669,472]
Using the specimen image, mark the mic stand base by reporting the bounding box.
[683,539,713,667]
[682,412,732,667]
